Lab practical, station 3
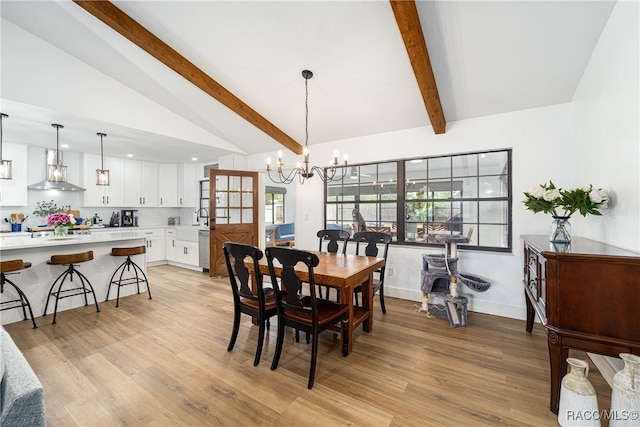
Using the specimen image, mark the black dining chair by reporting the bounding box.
[222,242,277,366]
[352,231,392,313]
[316,229,350,300]
[265,246,349,389]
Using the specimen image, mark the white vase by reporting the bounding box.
[610,353,640,427]
[558,358,600,426]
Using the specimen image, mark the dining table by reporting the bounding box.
[248,250,385,354]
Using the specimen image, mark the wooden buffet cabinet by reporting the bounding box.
[521,235,640,414]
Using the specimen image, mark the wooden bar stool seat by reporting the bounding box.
[106,245,151,307]
[0,259,37,328]
[43,250,100,324]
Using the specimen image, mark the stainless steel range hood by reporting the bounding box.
[28,148,86,192]
[28,124,85,192]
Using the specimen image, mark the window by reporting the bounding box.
[199,179,209,220]
[324,149,512,252]
[265,186,286,225]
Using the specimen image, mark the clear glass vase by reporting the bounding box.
[550,216,571,243]
[54,224,69,237]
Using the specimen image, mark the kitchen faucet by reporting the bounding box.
[197,207,209,226]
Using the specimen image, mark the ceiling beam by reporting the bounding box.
[73,0,304,154]
[390,0,446,134]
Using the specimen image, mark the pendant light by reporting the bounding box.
[28,123,85,191]
[95,132,110,185]
[266,70,347,184]
[47,124,67,183]
[0,113,12,180]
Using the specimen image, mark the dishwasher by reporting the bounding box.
[198,229,210,271]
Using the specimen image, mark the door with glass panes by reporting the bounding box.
[209,169,259,276]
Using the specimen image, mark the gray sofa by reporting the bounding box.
[0,326,46,426]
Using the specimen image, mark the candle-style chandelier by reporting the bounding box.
[266,70,347,184]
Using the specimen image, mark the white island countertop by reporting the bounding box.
[0,230,149,251]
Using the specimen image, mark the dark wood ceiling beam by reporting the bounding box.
[73,0,304,154]
[390,0,446,134]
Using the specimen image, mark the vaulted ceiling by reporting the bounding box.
[0,1,615,164]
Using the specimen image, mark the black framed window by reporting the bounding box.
[324,149,512,252]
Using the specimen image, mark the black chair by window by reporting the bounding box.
[316,229,350,299]
[222,242,277,366]
[352,231,392,313]
[265,247,349,389]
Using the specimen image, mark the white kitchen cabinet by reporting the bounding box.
[174,240,199,267]
[0,143,27,206]
[81,153,125,207]
[142,228,165,263]
[177,163,197,208]
[166,227,199,267]
[124,159,159,207]
[166,228,177,261]
[158,164,178,207]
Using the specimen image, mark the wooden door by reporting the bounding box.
[209,169,259,276]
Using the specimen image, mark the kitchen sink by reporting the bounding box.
[176,227,200,241]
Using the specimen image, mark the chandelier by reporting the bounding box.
[266,70,347,184]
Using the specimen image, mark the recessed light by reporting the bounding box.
[60,144,69,148]
[127,154,134,158]
[191,157,198,161]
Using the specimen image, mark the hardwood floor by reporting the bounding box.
[4,265,612,426]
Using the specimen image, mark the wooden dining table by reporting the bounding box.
[248,251,385,354]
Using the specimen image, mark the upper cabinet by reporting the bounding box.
[81,153,125,207]
[178,163,197,208]
[158,164,178,207]
[0,143,28,206]
[124,159,159,207]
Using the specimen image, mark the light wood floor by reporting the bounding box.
[4,265,612,427]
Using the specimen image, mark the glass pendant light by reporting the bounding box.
[0,113,12,180]
[47,124,68,183]
[95,132,110,186]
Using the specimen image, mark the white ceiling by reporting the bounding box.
[0,1,615,164]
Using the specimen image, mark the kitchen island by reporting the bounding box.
[0,231,148,325]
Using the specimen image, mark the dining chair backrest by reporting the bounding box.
[265,246,321,319]
[222,242,266,307]
[317,229,350,254]
[352,231,392,261]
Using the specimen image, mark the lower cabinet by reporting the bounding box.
[142,229,165,263]
[174,240,199,266]
[165,228,199,267]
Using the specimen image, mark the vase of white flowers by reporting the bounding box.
[523,181,608,243]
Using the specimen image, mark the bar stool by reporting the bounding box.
[43,251,100,324]
[106,246,151,307]
[0,259,37,329]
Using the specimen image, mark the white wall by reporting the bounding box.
[570,0,640,252]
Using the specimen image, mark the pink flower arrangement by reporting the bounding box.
[47,212,74,227]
